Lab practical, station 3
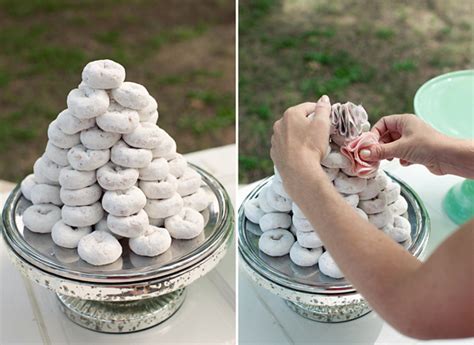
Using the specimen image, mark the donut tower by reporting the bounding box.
[20,59,211,266]
[244,102,411,279]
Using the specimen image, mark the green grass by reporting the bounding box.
[375,27,395,40]
[392,59,417,72]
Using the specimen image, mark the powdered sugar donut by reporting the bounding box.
[244,198,265,224]
[168,154,187,178]
[67,144,110,171]
[21,174,37,201]
[48,120,80,149]
[60,183,102,206]
[102,186,146,217]
[342,193,359,207]
[138,158,169,181]
[292,202,305,218]
[151,131,177,158]
[257,186,276,213]
[321,151,351,169]
[51,220,92,248]
[296,230,322,248]
[138,95,158,120]
[107,209,149,238]
[78,230,122,266]
[359,171,389,200]
[33,157,58,185]
[67,87,109,119]
[354,207,369,221]
[383,182,401,205]
[165,207,204,239]
[96,102,139,134]
[388,196,408,216]
[81,59,126,89]
[142,110,159,124]
[258,229,294,257]
[97,162,139,191]
[59,166,96,190]
[30,184,62,206]
[62,202,104,227]
[56,109,95,135]
[368,209,394,228]
[37,155,63,182]
[322,166,339,181]
[383,215,411,242]
[292,215,314,232]
[144,193,183,219]
[183,188,211,212]
[290,242,323,267]
[319,251,344,279]
[266,185,292,212]
[80,126,121,150]
[45,142,69,166]
[271,178,290,199]
[112,82,150,110]
[129,225,171,257]
[123,122,162,149]
[358,193,388,214]
[139,175,178,199]
[23,204,61,233]
[334,172,367,194]
[177,168,201,197]
[111,140,152,169]
[259,212,291,231]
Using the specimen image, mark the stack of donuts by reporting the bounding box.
[244,102,411,279]
[20,59,211,266]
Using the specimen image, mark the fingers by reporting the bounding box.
[370,114,406,139]
[283,102,318,119]
[360,141,401,161]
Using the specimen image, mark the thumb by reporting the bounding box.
[360,142,400,161]
[310,95,331,127]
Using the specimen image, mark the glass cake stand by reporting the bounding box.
[1,163,234,333]
[414,69,474,225]
[238,173,430,323]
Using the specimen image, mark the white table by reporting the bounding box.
[238,160,473,345]
[0,145,236,345]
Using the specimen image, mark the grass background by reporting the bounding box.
[239,0,473,183]
[0,0,235,182]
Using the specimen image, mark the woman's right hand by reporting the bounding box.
[360,114,448,175]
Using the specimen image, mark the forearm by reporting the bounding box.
[436,137,474,178]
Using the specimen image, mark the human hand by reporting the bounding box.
[270,95,331,195]
[361,114,447,175]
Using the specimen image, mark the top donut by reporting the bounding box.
[81,60,126,89]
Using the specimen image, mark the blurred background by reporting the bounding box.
[0,0,235,182]
[239,0,473,183]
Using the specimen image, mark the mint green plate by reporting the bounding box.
[414,70,474,225]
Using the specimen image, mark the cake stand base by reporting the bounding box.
[443,179,474,225]
[57,288,186,333]
[285,298,371,323]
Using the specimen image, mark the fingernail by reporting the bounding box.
[318,95,330,103]
[360,149,371,157]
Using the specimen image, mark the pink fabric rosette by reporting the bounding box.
[340,132,380,178]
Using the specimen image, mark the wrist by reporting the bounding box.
[438,137,474,178]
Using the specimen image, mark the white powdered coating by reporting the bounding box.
[296,230,323,249]
[138,158,169,181]
[244,198,265,224]
[176,168,201,197]
[258,229,294,257]
[45,142,69,166]
[96,102,140,134]
[142,110,159,124]
[67,87,109,119]
[60,183,102,206]
[62,202,104,227]
[59,166,96,190]
[102,186,146,217]
[383,215,411,242]
[123,122,162,149]
[48,120,81,149]
[368,208,394,228]
[359,192,388,214]
[292,215,314,232]
[271,178,290,198]
[259,212,291,231]
[168,153,187,178]
[322,166,339,181]
[97,162,139,191]
[292,202,305,219]
[23,204,61,233]
[129,226,171,257]
[139,175,178,199]
[21,174,37,201]
[144,193,183,219]
[111,140,152,168]
[151,130,176,158]
[81,59,125,89]
[321,151,351,169]
[67,144,110,171]
[138,95,158,120]
[80,126,121,150]
[111,82,150,110]
[319,251,344,279]
[165,207,204,239]
[51,220,92,248]
[342,193,359,207]
[388,196,408,216]
[384,182,402,205]
[56,109,95,134]
[107,209,149,238]
[257,186,276,213]
[30,184,62,206]
[77,230,122,266]
[289,242,322,267]
[334,172,367,194]
[183,188,211,212]
[33,157,57,185]
[36,155,63,183]
[359,170,389,200]
[265,185,292,212]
